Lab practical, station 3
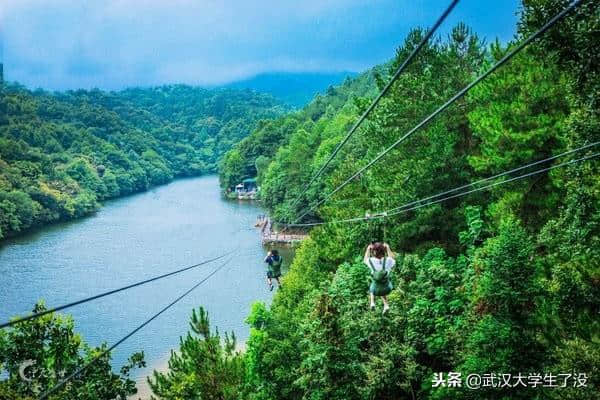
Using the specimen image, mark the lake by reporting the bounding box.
[0,175,284,395]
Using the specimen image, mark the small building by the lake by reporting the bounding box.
[232,178,258,199]
[241,178,257,192]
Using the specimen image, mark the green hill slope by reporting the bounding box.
[218,66,384,190]
[0,84,286,240]
[219,4,600,400]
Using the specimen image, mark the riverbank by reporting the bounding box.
[0,173,215,245]
[0,176,276,390]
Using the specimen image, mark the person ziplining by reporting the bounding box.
[264,249,283,291]
[364,242,396,314]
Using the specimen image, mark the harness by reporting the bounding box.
[269,256,282,273]
[368,257,389,284]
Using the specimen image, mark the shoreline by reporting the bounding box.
[0,174,219,247]
[1,175,270,399]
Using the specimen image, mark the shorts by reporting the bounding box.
[267,270,281,279]
[370,280,392,296]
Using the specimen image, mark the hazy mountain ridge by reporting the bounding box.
[224,71,358,108]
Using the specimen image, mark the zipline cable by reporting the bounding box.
[287,0,461,212]
[281,143,600,225]
[285,147,599,227]
[0,250,235,329]
[39,255,236,400]
[386,140,600,213]
[386,151,600,218]
[291,0,586,224]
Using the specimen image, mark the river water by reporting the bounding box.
[0,176,281,394]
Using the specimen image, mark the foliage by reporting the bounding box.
[148,307,245,400]
[225,4,599,400]
[0,84,285,240]
[218,67,380,191]
[0,303,145,400]
[456,217,543,400]
[2,1,599,399]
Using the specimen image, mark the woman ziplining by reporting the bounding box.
[363,242,396,314]
[264,249,283,291]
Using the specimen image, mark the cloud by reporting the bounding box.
[1,0,520,90]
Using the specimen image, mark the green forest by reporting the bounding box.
[221,1,599,399]
[0,84,285,240]
[218,67,381,190]
[1,0,599,399]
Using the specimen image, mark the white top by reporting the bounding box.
[364,257,395,272]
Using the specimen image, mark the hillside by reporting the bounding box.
[219,66,384,190]
[1,1,598,399]
[214,3,599,400]
[0,84,286,240]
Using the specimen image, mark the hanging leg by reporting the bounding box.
[382,296,390,314]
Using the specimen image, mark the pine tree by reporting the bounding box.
[148,307,244,400]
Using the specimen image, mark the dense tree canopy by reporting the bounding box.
[2,1,598,399]
[0,84,285,240]
[0,303,145,400]
[218,68,381,190]
[212,3,598,400]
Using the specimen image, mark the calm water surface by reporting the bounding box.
[0,176,282,391]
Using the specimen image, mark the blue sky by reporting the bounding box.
[1,0,520,90]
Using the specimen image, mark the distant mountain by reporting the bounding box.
[224,71,357,108]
